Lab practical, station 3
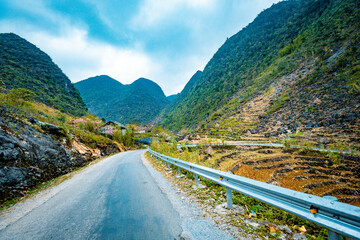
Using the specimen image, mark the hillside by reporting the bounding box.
[167,94,178,102]
[161,0,360,150]
[0,33,87,116]
[75,76,169,124]
[159,70,202,124]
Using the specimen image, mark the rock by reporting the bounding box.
[214,202,244,216]
[314,98,322,104]
[268,181,281,186]
[244,219,260,229]
[0,149,20,161]
[0,167,27,186]
[233,205,246,214]
[279,233,287,240]
[192,184,207,189]
[215,202,228,211]
[0,109,90,201]
[292,233,307,240]
[205,146,213,156]
[278,225,292,233]
[319,138,330,144]
[39,122,65,136]
[258,149,273,154]
[175,174,186,179]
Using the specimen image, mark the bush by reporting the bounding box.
[113,130,122,143]
[7,88,36,102]
[122,128,134,147]
[78,120,101,133]
[327,152,341,165]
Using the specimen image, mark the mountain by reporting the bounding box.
[161,0,360,143]
[75,76,169,124]
[0,33,87,116]
[73,75,124,114]
[167,94,178,102]
[164,70,202,105]
[160,70,202,126]
[177,70,202,101]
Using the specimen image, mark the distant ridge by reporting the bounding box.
[167,94,178,102]
[75,76,169,124]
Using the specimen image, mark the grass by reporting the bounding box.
[267,93,290,115]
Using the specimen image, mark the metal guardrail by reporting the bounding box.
[149,149,360,240]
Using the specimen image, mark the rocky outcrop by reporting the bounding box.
[0,107,120,202]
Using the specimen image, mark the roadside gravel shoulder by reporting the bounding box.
[142,152,244,240]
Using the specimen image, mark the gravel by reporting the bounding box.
[142,153,235,240]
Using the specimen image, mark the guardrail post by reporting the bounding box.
[163,159,166,166]
[323,196,343,240]
[226,188,233,209]
[195,174,199,186]
[168,161,171,168]
[178,166,181,175]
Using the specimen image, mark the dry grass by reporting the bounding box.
[235,165,274,182]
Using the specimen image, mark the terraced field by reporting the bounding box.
[198,145,360,207]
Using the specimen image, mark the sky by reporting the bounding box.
[0,0,281,95]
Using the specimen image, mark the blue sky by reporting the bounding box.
[0,0,281,95]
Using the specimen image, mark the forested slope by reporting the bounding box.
[0,33,87,115]
[162,0,360,135]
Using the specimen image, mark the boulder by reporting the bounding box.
[39,122,66,136]
[205,146,214,156]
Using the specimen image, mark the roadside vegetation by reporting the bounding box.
[0,87,135,149]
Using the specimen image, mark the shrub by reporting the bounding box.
[7,88,36,102]
[113,130,122,143]
[122,128,134,147]
[327,152,341,165]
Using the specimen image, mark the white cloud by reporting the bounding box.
[0,20,161,85]
[30,28,162,85]
[130,0,217,29]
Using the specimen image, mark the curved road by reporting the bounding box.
[0,150,184,239]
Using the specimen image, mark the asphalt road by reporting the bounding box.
[0,150,183,240]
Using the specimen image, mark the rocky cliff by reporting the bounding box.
[0,107,120,203]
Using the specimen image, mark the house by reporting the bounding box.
[134,126,148,134]
[100,121,126,135]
